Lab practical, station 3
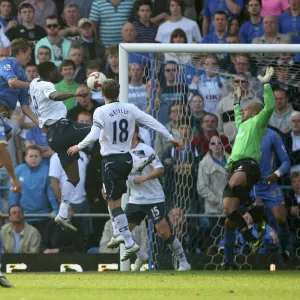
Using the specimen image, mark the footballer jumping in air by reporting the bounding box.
[222,67,275,250]
[0,38,38,125]
[68,79,182,261]
[223,127,291,269]
[28,62,92,231]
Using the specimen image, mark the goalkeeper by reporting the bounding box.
[223,67,275,248]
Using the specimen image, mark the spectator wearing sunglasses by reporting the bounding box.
[35,15,71,67]
[197,135,228,214]
[216,75,262,145]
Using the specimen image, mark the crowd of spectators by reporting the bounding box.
[0,0,300,259]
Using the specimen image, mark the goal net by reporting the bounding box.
[119,43,300,271]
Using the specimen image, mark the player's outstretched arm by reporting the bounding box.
[133,167,164,184]
[135,108,183,149]
[8,78,30,89]
[67,124,100,156]
[233,86,242,127]
[256,67,275,127]
[48,91,89,101]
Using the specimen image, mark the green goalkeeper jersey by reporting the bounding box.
[226,84,275,169]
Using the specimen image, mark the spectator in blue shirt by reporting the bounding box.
[25,127,54,166]
[202,0,244,35]
[0,0,18,33]
[278,0,300,44]
[203,11,228,44]
[239,0,264,43]
[10,145,58,235]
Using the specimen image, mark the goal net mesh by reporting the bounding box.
[126,48,300,270]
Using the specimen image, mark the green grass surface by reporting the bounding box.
[0,271,299,300]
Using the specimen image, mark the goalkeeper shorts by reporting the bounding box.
[223,158,261,204]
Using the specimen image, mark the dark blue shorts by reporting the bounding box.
[102,152,133,200]
[47,118,91,167]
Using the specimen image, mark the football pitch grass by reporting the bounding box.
[1,271,299,300]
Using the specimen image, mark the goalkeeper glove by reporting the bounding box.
[233,86,241,105]
[257,67,274,84]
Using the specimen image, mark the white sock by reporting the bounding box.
[113,213,134,248]
[136,250,148,261]
[108,207,120,237]
[60,181,75,219]
[169,237,187,264]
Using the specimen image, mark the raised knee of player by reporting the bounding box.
[128,222,136,231]
[223,196,239,215]
[155,219,171,240]
[108,198,122,210]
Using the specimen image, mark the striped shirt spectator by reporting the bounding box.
[89,0,134,47]
[134,19,158,43]
[133,0,158,43]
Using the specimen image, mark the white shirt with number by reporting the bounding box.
[78,102,174,156]
[29,78,67,128]
[49,152,88,204]
[128,142,165,204]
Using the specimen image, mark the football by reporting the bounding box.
[87,72,107,92]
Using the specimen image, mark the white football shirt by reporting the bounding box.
[49,152,88,204]
[128,143,165,205]
[78,102,174,156]
[29,78,67,128]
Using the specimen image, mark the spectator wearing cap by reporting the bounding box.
[7,2,46,62]
[89,0,135,48]
[59,4,81,41]
[22,0,57,28]
[252,15,290,52]
[71,18,105,62]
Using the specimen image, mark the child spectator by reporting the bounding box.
[104,44,119,82]
[71,18,105,61]
[55,59,79,110]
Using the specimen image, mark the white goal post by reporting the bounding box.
[118,43,300,272]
